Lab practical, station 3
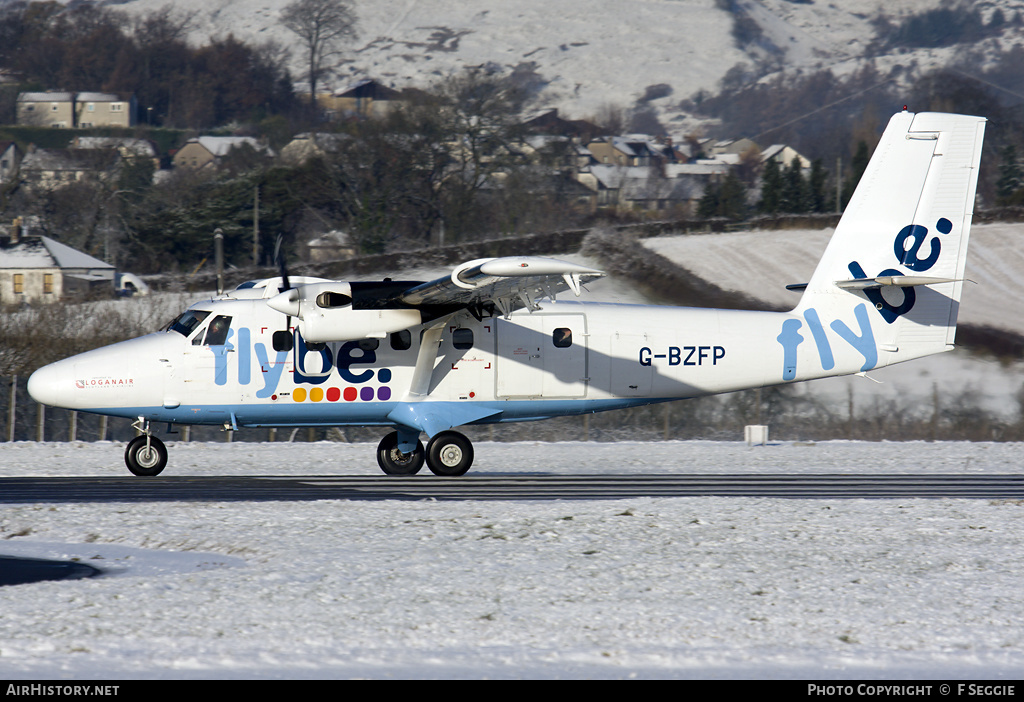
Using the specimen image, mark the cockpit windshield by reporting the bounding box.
[167,310,211,338]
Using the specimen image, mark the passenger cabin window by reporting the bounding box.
[390,330,412,351]
[316,291,352,308]
[553,328,572,348]
[168,310,210,338]
[452,328,474,350]
[202,315,232,346]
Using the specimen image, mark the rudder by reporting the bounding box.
[795,111,987,366]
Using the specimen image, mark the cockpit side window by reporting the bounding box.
[168,310,210,338]
[202,315,232,346]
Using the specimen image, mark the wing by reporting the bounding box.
[267,256,604,342]
[398,256,604,318]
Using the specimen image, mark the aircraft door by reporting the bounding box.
[160,352,183,409]
[496,314,587,398]
[610,332,653,397]
[181,314,236,391]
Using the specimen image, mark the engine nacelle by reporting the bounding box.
[267,282,423,342]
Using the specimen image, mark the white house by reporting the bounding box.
[0,225,115,304]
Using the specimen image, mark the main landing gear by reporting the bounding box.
[376,430,475,477]
[120,421,473,478]
[125,419,168,476]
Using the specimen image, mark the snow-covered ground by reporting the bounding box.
[2,439,1024,680]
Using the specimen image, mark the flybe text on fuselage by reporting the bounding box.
[208,326,391,401]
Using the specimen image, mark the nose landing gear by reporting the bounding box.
[125,419,167,476]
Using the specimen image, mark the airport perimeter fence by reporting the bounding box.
[5,372,1023,447]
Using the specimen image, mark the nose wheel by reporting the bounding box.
[125,435,168,476]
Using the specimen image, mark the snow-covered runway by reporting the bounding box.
[1,440,1024,679]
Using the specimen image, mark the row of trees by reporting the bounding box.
[698,145,870,220]
[4,66,594,273]
[0,1,298,129]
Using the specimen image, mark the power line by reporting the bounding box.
[749,77,896,143]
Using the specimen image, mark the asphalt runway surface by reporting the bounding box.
[2,474,1024,502]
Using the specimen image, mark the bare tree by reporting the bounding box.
[280,0,357,109]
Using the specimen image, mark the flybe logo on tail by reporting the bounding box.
[851,217,953,324]
[777,304,877,381]
[777,217,955,381]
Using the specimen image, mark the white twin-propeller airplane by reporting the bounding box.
[28,111,987,477]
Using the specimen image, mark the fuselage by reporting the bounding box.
[27,293,900,430]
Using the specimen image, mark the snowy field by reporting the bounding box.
[644,223,1024,333]
[2,439,1024,680]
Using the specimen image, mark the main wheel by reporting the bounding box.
[426,431,474,476]
[125,435,168,476]
[376,432,424,475]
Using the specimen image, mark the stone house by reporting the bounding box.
[16,92,136,128]
[17,147,122,191]
[172,137,273,170]
[316,79,404,120]
[0,224,115,304]
[0,141,20,185]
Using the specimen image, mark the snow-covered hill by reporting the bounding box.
[107,0,1024,129]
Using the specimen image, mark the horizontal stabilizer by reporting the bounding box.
[834,275,963,290]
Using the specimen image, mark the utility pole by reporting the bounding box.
[254,186,260,267]
[7,375,16,442]
[214,228,224,295]
[836,156,842,213]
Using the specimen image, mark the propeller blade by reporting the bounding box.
[273,234,290,293]
[271,234,295,351]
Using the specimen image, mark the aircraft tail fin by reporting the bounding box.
[795,111,987,366]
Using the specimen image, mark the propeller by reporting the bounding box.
[273,234,290,294]
[271,234,295,352]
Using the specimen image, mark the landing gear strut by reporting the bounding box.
[125,419,167,476]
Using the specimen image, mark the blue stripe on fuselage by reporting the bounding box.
[76,398,678,428]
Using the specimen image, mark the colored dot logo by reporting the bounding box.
[292,369,392,402]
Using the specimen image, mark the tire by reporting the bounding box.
[426,431,474,477]
[376,432,424,475]
[125,435,168,477]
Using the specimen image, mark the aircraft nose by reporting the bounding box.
[28,362,70,408]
